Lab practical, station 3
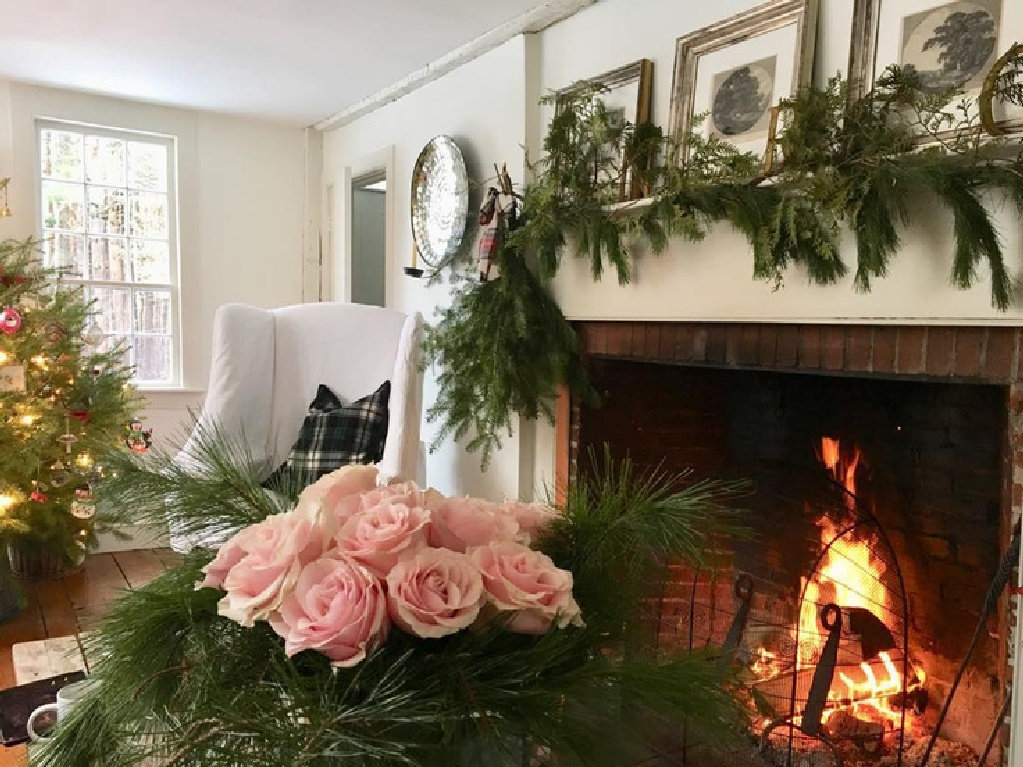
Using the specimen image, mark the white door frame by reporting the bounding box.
[331,145,395,306]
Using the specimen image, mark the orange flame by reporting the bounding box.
[754,438,924,731]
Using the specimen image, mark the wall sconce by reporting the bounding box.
[0,178,9,219]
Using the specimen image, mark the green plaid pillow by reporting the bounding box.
[281,381,390,488]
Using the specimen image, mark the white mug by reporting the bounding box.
[27,678,94,742]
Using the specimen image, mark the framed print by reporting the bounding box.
[849,0,1023,133]
[669,0,819,163]
[557,60,654,201]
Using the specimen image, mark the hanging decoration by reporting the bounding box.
[476,164,519,282]
[424,55,1023,467]
[82,321,103,349]
[0,307,22,336]
[124,419,153,453]
[69,486,95,520]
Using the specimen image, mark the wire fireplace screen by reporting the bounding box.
[665,463,913,767]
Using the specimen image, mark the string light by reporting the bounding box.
[0,495,14,511]
[19,414,36,426]
[30,355,48,370]
[0,351,8,365]
[76,453,92,469]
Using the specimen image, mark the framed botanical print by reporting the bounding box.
[668,0,819,163]
[848,0,1023,133]
[557,60,654,201]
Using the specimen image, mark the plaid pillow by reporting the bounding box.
[283,381,390,488]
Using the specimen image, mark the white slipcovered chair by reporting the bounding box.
[170,302,424,552]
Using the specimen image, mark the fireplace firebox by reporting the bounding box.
[560,322,1020,767]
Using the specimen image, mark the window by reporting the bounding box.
[37,121,179,386]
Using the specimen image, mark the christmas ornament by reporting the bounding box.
[70,486,95,519]
[0,307,22,336]
[30,489,47,503]
[0,268,26,287]
[125,419,153,453]
[83,322,103,349]
[50,461,71,488]
[58,416,78,454]
[69,409,90,424]
[45,322,65,344]
[0,365,26,392]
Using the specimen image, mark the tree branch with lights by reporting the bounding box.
[0,238,139,574]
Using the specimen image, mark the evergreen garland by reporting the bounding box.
[425,55,1023,465]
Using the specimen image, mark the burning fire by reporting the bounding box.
[753,437,924,732]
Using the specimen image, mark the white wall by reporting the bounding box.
[0,80,308,546]
[323,36,535,503]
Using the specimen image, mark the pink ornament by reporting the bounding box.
[0,307,21,336]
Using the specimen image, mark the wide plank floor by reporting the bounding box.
[0,549,181,767]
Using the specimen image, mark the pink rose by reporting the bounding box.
[386,548,485,638]
[214,511,321,627]
[197,522,262,590]
[294,464,380,530]
[429,496,520,552]
[500,501,560,542]
[269,552,387,667]
[335,499,431,578]
[357,480,443,512]
[470,541,583,635]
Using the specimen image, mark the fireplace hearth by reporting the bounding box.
[560,322,1020,767]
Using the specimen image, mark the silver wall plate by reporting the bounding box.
[410,136,469,268]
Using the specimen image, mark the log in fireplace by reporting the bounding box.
[558,323,1021,767]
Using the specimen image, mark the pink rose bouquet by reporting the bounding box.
[197,465,580,665]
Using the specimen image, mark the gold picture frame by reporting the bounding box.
[557,59,654,202]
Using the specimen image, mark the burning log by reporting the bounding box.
[825,709,883,747]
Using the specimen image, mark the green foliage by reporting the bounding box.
[35,434,748,766]
[0,239,137,562]
[422,239,594,469]
[424,53,1023,465]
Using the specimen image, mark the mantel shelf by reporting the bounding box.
[601,196,656,214]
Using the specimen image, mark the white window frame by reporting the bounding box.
[35,119,182,388]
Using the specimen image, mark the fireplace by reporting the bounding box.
[559,322,1021,767]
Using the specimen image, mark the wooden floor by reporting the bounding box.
[0,549,181,767]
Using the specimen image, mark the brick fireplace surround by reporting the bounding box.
[554,321,1023,762]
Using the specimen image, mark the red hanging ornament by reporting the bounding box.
[0,307,22,336]
[30,489,47,503]
[69,409,90,424]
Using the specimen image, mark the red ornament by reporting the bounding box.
[0,307,21,336]
[69,409,90,424]
[30,490,47,503]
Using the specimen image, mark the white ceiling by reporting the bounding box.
[0,0,548,126]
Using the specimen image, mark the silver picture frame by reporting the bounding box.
[668,0,819,164]
[848,0,1023,135]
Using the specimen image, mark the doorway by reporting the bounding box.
[350,171,387,307]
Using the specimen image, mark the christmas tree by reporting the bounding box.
[0,237,138,572]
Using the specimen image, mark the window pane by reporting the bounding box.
[40,130,83,181]
[133,336,172,382]
[129,192,168,239]
[127,142,167,191]
[85,136,126,186]
[134,289,172,334]
[97,335,132,370]
[43,233,87,277]
[90,287,131,333]
[130,240,171,284]
[89,237,128,281]
[87,186,126,235]
[41,181,85,232]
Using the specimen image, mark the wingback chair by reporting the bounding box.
[170,302,424,552]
